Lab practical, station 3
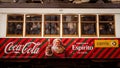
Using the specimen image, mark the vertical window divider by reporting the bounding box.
[23,14,26,37]
[6,14,8,37]
[114,15,116,37]
[42,14,44,38]
[60,14,62,38]
[78,14,81,37]
[97,14,99,37]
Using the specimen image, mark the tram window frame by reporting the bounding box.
[25,14,42,37]
[99,14,115,37]
[44,14,60,37]
[6,14,24,37]
[62,14,79,37]
[81,15,97,37]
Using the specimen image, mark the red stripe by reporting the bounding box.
[66,38,79,56]
[18,38,33,58]
[24,38,44,59]
[23,38,39,58]
[110,48,120,58]
[109,38,119,58]
[71,39,85,58]
[66,38,79,57]
[90,38,106,58]
[102,38,117,58]
[10,38,28,58]
[0,39,15,58]
[0,38,6,44]
[29,39,42,58]
[62,38,73,57]
[84,48,96,58]
[33,38,46,58]
[97,48,109,58]
[0,39,13,52]
[5,38,19,58]
[77,38,93,58]
[0,38,6,57]
[114,48,120,59]
[85,38,98,58]
[62,38,68,46]
[38,50,45,58]
[81,38,94,58]
[64,38,72,46]
[71,39,84,58]
[84,39,95,58]
[90,48,102,58]
[38,39,48,58]
[117,51,120,58]
[103,48,115,58]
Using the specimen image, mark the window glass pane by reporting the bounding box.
[7,14,23,36]
[63,22,77,35]
[26,22,41,34]
[81,15,96,21]
[45,15,60,21]
[7,22,23,34]
[62,15,78,35]
[81,15,96,36]
[26,15,41,21]
[45,22,60,34]
[99,15,115,35]
[81,23,96,35]
[44,15,60,35]
[99,22,115,35]
[8,15,23,21]
[25,15,42,35]
[63,15,78,22]
[99,15,114,21]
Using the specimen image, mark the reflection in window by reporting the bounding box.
[99,15,114,21]
[7,15,23,36]
[26,15,42,35]
[44,15,60,35]
[26,22,41,34]
[99,15,115,35]
[8,15,23,21]
[81,15,96,36]
[81,23,96,35]
[26,15,41,21]
[99,23,115,35]
[62,15,78,35]
[81,15,96,21]
[45,15,60,21]
[45,23,59,34]
[7,22,23,34]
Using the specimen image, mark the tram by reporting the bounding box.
[0,0,120,60]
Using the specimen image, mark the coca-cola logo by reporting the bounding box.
[4,42,41,54]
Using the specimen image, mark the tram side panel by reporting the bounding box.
[0,14,7,38]
[0,13,120,59]
[115,14,120,38]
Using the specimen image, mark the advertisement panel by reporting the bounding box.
[0,38,120,59]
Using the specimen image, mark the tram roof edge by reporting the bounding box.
[0,3,120,8]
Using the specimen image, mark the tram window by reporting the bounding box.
[81,15,97,36]
[99,15,115,36]
[25,15,42,36]
[62,15,78,36]
[44,15,60,36]
[7,15,23,36]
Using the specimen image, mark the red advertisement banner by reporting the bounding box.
[0,38,120,59]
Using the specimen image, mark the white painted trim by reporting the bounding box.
[0,8,120,14]
[0,8,120,38]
